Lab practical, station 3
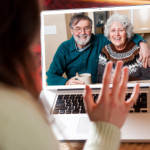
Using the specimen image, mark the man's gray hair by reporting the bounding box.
[104,13,134,41]
[69,13,93,29]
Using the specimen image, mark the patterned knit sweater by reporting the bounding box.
[97,41,150,83]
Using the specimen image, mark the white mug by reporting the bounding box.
[76,73,92,84]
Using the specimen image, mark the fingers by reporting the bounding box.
[76,72,79,76]
[148,57,150,67]
[138,54,142,61]
[83,85,94,114]
[66,78,84,85]
[142,57,148,69]
[111,61,123,97]
[119,67,129,101]
[125,83,140,108]
[148,51,150,67]
[139,53,148,68]
[100,61,112,101]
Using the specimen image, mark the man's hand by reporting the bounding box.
[65,73,85,85]
[83,61,139,129]
[139,42,150,68]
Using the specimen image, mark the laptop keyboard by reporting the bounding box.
[53,93,148,114]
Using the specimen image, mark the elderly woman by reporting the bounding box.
[97,13,150,83]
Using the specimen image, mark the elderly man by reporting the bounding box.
[46,13,150,85]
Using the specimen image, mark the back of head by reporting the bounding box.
[0,0,41,99]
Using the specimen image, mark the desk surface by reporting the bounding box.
[60,142,150,150]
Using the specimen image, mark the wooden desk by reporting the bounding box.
[129,80,150,83]
[60,142,150,150]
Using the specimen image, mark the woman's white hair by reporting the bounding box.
[104,13,134,41]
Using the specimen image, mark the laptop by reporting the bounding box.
[40,4,150,142]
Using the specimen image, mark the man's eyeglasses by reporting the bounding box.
[73,26,91,33]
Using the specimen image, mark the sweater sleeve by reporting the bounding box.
[132,34,147,45]
[84,122,120,150]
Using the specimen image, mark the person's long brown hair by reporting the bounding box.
[0,0,41,99]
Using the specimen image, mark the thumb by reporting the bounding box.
[76,72,79,76]
[83,85,94,114]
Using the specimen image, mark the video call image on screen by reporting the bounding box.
[41,5,150,87]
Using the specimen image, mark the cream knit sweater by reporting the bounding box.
[0,83,120,150]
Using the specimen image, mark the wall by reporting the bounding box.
[44,14,68,71]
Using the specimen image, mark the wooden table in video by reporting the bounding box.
[59,142,150,150]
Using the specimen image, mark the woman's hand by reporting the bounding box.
[83,61,140,129]
[139,42,150,68]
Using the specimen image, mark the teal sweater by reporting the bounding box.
[46,34,144,85]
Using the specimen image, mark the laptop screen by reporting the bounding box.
[40,5,150,90]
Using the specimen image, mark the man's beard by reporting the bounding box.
[73,34,91,46]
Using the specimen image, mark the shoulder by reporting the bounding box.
[126,40,140,55]
[0,83,46,130]
[92,33,107,40]
[57,36,75,53]
[60,36,74,47]
[0,83,59,150]
[129,40,140,49]
[91,33,109,46]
